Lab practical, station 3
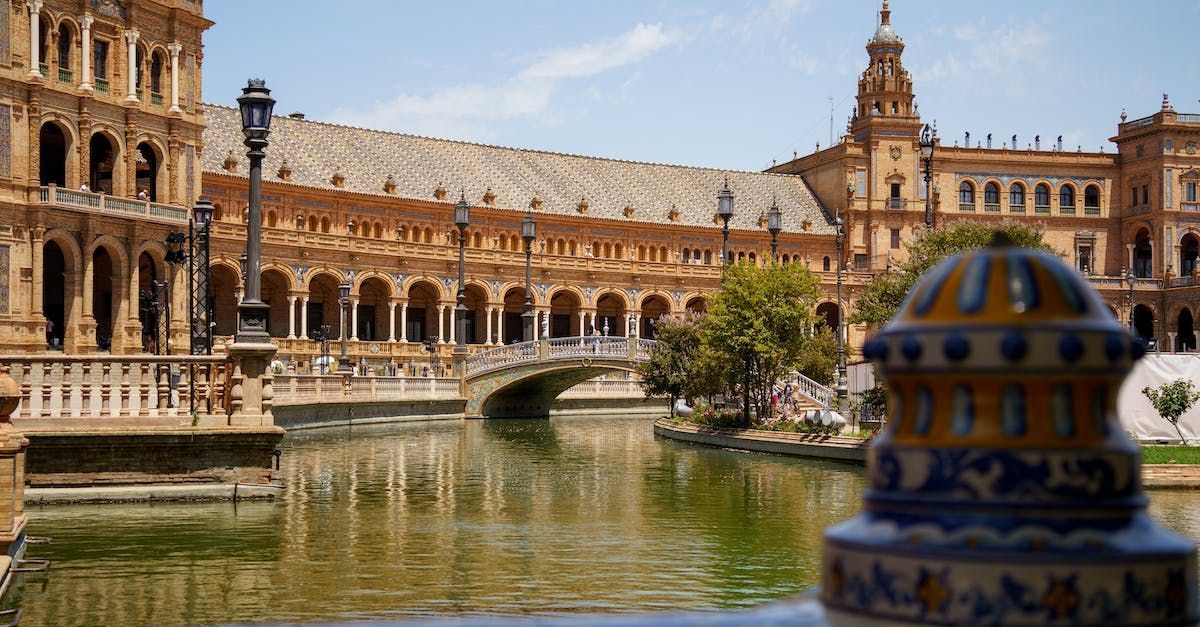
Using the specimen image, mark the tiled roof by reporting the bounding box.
[200,105,833,234]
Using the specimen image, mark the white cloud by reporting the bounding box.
[738,0,815,38]
[333,23,681,139]
[918,19,1052,85]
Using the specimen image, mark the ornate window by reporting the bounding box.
[1009,183,1026,211]
[1059,185,1075,214]
[1084,184,1101,215]
[1034,183,1051,212]
[984,182,1000,211]
[958,181,975,211]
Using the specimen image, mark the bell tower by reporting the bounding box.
[853,0,916,126]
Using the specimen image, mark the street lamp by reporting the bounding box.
[521,210,537,342]
[767,198,782,262]
[235,78,275,343]
[919,123,935,229]
[337,281,352,373]
[717,179,734,266]
[835,214,848,410]
[315,324,332,375]
[1126,267,1136,334]
[454,192,470,354]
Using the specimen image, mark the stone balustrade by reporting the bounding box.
[1,354,229,428]
[272,374,462,405]
[38,185,189,225]
[557,378,646,399]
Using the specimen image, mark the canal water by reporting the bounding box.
[6,415,1200,625]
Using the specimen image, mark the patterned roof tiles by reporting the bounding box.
[201,105,833,234]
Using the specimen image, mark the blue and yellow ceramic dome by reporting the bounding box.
[822,237,1197,626]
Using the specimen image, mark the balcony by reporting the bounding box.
[1182,202,1200,213]
[1010,203,1026,213]
[984,203,1000,213]
[57,68,72,83]
[150,91,163,106]
[958,202,975,212]
[37,62,47,77]
[886,198,905,210]
[1084,204,1100,216]
[37,185,188,225]
[95,78,109,93]
[1034,204,1050,214]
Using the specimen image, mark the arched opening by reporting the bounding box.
[405,280,441,343]
[136,251,164,353]
[1009,182,1026,210]
[307,274,343,342]
[39,122,68,187]
[463,284,488,344]
[1084,184,1101,211]
[36,15,48,73]
[357,276,392,341]
[424,227,434,244]
[816,301,841,332]
[91,246,117,351]
[43,240,69,349]
[262,268,291,338]
[704,249,713,265]
[1035,183,1051,209]
[1178,308,1196,352]
[958,181,975,210]
[639,295,671,339]
[1133,304,1155,343]
[1134,229,1153,278]
[307,215,317,232]
[1182,234,1199,276]
[56,23,72,73]
[549,290,581,337]
[1059,184,1075,213]
[149,50,165,100]
[210,265,239,337]
[88,133,117,194]
[502,287,526,343]
[320,217,331,234]
[595,293,626,337]
[685,297,706,315]
[823,256,831,272]
[135,142,159,201]
[984,181,1000,208]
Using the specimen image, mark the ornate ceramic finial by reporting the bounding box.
[823,240,1198,626]
[1120,107,1128,123]
[222,149,237,173]
[1163,93,1172,111]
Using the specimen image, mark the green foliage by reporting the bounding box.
[794,326,838,386]
[637,313,704,413]
[851,383,888,419]
[850,221,1054,327]
[702,262,825,426]
[680,406,842,436]
[1142,446,1200,465]
[1142,379,1200,444]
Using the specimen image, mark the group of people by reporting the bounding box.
[77,182,150,200]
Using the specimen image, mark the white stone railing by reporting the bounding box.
[790,371,834,410]
[38,185,189,225]
[558,378,647,399]
[465,337,653,377]
[272,374,461,405]
[1,354,230,423]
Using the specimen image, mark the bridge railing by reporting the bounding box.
[546,336,629,359]
[466,336,654,377]
[558,378,647,399]
[790,371,834,410]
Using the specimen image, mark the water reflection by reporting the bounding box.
[7,415,1198,626]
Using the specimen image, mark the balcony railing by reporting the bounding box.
[57,68,72,83]
[1034,204,1050,214]
[150,91,163,106]
[958,202,975,212]
[1010,203,1026,213]
[38,185,188,225]
[1084,204,1100,216]
[1182,202,1200,213]
[887,198,905,210]
[37,62,47,77]
[95,78,109,93]
[983,203,1000,212]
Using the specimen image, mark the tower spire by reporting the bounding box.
[881,0,890,25]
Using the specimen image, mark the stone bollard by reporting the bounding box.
[0,368,29,557]
[823,238,1198,625]
[226,341,277,427]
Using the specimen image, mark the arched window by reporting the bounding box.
[823,256,831,271]
[1009,183,1026,211]
[703,249,712,265]
[958,181,975,211]
[638,245,646,261]
[320,217,331,233]
[1059,185,1075,214]
[1084,184,1101,213]
[984,182,1000,210]
[681,248,691,263]
[150,51,164,98]
[1035,183,1051,211]
[57,23,72,73]
[614,243,624,258]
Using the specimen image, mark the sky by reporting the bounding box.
[202,1,1198,173]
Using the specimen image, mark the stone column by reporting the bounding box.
[30,228,44,322]
[166,42,182,113]
[387,301,397,342]
[79,14,93,92]
[577,311,586,336]
[448,306,456,344]
[350,298,359,341]
[27,1,43,78]
[485,307,494,345]
[436,305,445,343]
[299,296,309,339]
[124,30,139,102]
[1127,244,1135,271]
[497,311,505,344]
[399,302,408,342]
[1169,332,1178,353]
[226,341,276,427]
[1150,241,1156,276]
[286,295,296,339]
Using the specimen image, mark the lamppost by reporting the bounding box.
[717,179,734,266]
[1126,267,1136,334]
[315,324,332,375]
[235,79,275,343]
[521,210,536,342]
[337,281,352,373]
[919,123,935,229]
[835,214,848,410]
[454,192,470,355]
[767,198,782,262]
[188,199,213,356]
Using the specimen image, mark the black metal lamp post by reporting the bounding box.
[337,281,352,373]
[316,324,332,375]
[454,192,470,354]
[521,210,536,342]
[835,214,848,409]
[717,179,734,266]
[189,199,214,356]
[767,199,782,262]
[1126,267,1136,333]
[235,78,275,343]
[919,123,935,229]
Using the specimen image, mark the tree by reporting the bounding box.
[794,326,838,386]
[637,313,704,416]
[702,262,825,426]
[850,221,1054,327]
[1142,378,1200,445]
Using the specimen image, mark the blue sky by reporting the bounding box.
[203,1,1197,172]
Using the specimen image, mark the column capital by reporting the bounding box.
[167,41,182,57]
[28,0,44,13]
[124,29,139,44]
[80,14,93,29]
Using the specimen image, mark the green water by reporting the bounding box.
[6,415,1200,626]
